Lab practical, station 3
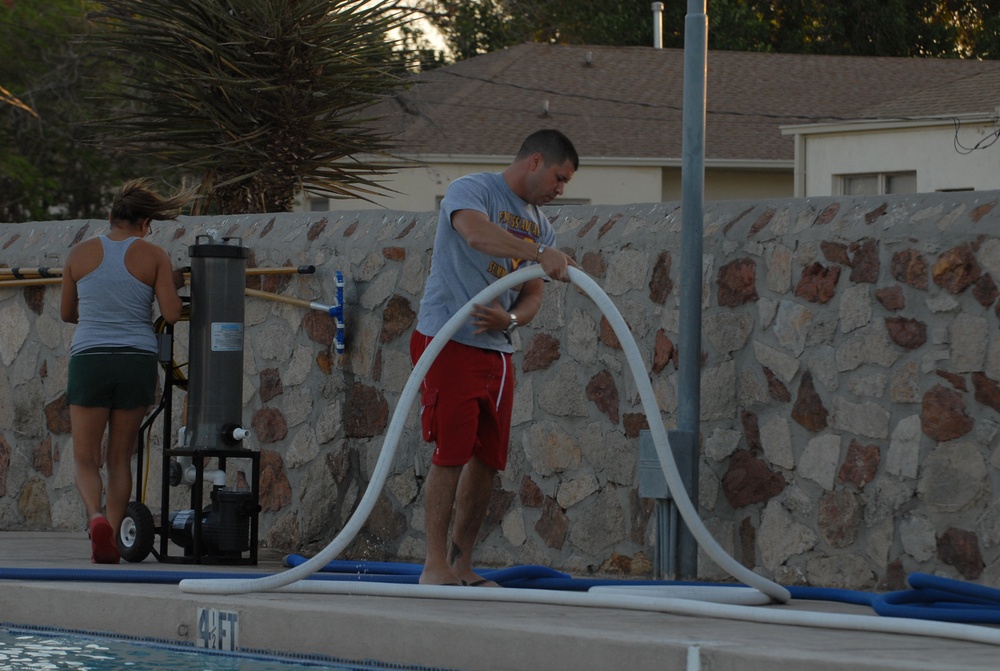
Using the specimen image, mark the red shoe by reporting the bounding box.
[89,516,120,564]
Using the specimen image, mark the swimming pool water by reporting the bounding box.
[0,628,423,671]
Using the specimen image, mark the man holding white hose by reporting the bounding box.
[411,129,579,587]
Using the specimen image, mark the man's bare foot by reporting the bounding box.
[419,569,462,586]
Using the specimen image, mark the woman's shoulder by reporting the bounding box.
[128,237,168,257]
[64,237,105,281]
[65,236,102,260]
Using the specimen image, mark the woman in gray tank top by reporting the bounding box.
[60,179,189,563]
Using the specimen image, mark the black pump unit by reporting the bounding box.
[168,486,257,558]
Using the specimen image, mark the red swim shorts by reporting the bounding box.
[410,330,514,471]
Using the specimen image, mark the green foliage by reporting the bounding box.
[392,21,450,72]
[710,0,957,57]
[90,0,413,214]
[0,0,159,223]
[947,0,1000,58]
[415,0,1000,61]
[415,0,654,58]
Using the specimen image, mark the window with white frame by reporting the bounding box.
[838,171,916,196]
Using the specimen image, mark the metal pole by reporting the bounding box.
[676,0,707,580]
[651,2,664,49]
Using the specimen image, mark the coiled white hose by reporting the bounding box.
[179,266,1000,647]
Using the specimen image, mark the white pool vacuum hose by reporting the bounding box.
[178,266,1000,647]
[184,265,778,596]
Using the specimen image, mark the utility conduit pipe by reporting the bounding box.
[180,265,786,600]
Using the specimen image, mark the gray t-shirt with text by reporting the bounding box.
[415,171,556,353]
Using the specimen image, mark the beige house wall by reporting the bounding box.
[660,167,794,203]
[786,119,1000,197]
[311,160,793,213]
[313,160,664,212]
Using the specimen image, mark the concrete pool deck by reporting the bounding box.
[0,531,998,670]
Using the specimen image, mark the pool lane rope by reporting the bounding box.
[178,266,1000,647]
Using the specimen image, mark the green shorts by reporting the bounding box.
[67,347,158,409]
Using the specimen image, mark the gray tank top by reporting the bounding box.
[70,236,157,355]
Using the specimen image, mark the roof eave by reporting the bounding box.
[781,112,998,136]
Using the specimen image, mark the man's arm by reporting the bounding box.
[470,278,544,335]
[510,278,544,323]
[452,209,575,282]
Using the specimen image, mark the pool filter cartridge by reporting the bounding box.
[185,233,250,450]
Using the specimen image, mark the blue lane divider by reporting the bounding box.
[282,555,719,589]
[869,573,1000,623]
[283,556,1000,624]
[8,558,1000,626]
[786,586,877,607]
[0,568,272,584]
[282,555,573,584]
[284,555,422,575]
[0,567,415,584]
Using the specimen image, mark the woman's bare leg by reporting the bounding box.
[104,406,147,533]
[71,405,111,522]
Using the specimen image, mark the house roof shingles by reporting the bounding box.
[855,67,1000,120]
[376,43,1000,163]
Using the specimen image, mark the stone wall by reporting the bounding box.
[2,191,1000,590]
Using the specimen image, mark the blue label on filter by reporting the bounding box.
[211,322,244,352]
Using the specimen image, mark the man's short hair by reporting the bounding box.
[516,129,579,170]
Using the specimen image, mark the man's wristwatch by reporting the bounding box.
[507,313,519,332]
[536,244,546,261]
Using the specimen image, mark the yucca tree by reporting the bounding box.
[0,85,35,117]
[89,0,412,214]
